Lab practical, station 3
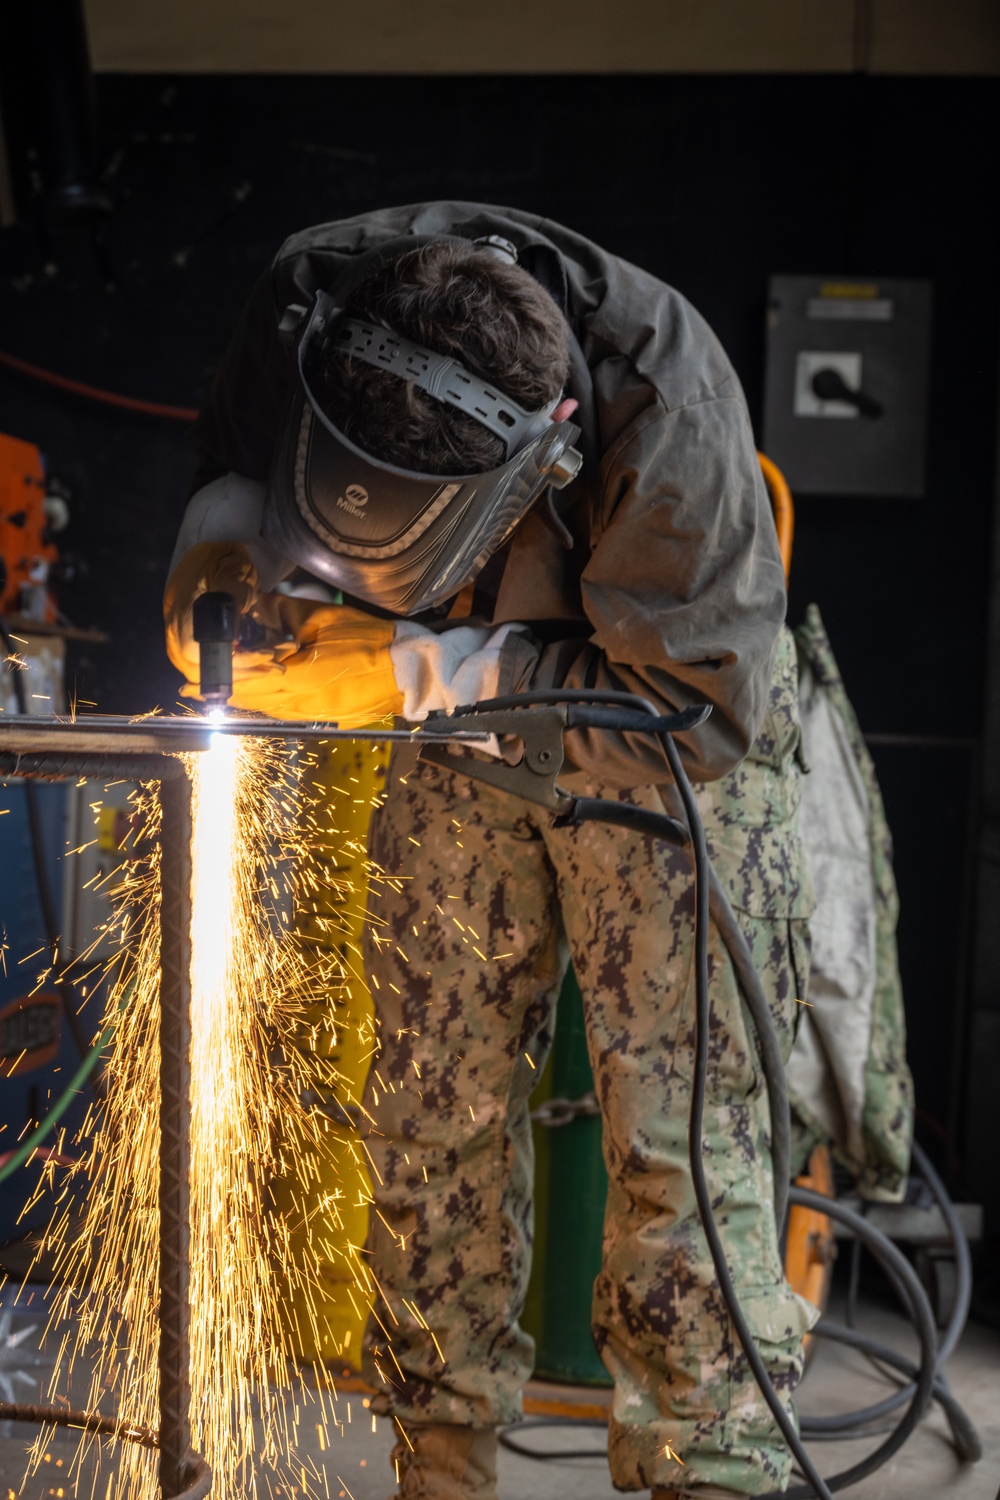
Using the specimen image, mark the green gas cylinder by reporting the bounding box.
[523,965,611,1386]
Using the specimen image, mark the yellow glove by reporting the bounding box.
[164,541,263,685]
[226,600,403,727]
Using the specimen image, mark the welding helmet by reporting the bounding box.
[261,286,583,617]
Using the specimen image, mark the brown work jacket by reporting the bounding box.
[191,200,786,789]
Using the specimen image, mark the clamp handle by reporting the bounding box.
[418,698,711,847]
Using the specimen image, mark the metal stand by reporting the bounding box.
[0,712,489,1498]
[0,736,204,1500]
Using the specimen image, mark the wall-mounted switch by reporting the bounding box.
[763,276,932,496]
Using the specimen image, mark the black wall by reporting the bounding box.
[0,73,997,1188]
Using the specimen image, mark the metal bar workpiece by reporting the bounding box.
[0,714,491,758]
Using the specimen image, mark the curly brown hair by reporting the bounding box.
[320,241,570,475]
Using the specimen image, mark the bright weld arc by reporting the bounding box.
[25,734,390,1500]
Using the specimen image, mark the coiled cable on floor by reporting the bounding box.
[778,1189,938,1494]
[496,1415,607,1461]
[797,1139,980,1464]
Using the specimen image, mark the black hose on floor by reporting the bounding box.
[798,1139,979,1462]
[779,1188,938,1494]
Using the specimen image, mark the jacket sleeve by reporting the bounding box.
[496,395,787,788]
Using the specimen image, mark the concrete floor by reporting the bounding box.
[0,1289,997,1500]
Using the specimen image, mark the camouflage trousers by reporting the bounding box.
[360,750,815,1494]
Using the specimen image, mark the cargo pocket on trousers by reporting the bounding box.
[722,1280,819,1438]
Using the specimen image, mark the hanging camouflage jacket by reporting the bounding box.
[788,605,914,1201]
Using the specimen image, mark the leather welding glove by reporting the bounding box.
[164,540,270,687]
[226,596,532,727]
[165,471,296,691]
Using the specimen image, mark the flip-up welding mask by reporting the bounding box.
[261,285,583,618]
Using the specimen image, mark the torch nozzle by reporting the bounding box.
[192,591,237,713]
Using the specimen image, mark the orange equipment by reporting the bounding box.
[0,432,60,623]
[785,1144,836,1354]
[759,453,835,1337]
[759,450,794,582]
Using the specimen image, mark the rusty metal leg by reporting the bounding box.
[158,771,194,1500]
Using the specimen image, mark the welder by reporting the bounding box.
[164,203,815,1500]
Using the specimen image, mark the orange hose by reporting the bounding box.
[758,451,794,581]
[0,348,198,422]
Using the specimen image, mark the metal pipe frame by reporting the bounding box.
[1,741,197,1499]
[0,713,490,1498]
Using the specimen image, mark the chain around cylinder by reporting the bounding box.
[530,1091,601,1128]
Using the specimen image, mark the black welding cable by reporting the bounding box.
[662,728,945,1494]
[657,752,978,1463]
[657,729,832,1500]
[803,1152,969,1400]
[893,1143,971,1365]
[845,1226,864,1329]
[0,617,97,1076]
[501,1201,947,1481]
[570,798,688,846]
[501,1203,955,1476]
[703,863,792,1233]
[450,690,948,1495]
[572,792,791,1233]
[473,690,791,1231]
[644,714,975,1478]
[498,1415,607,1461]
[465,687,834,1495]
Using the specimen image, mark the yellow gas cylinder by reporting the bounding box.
[272,735,389,1368]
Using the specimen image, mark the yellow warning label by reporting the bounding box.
[819,282,879,299]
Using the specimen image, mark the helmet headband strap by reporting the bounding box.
[298,293,558,462]
[335,317,558,459]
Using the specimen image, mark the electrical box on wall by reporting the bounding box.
[763,276,932,497]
